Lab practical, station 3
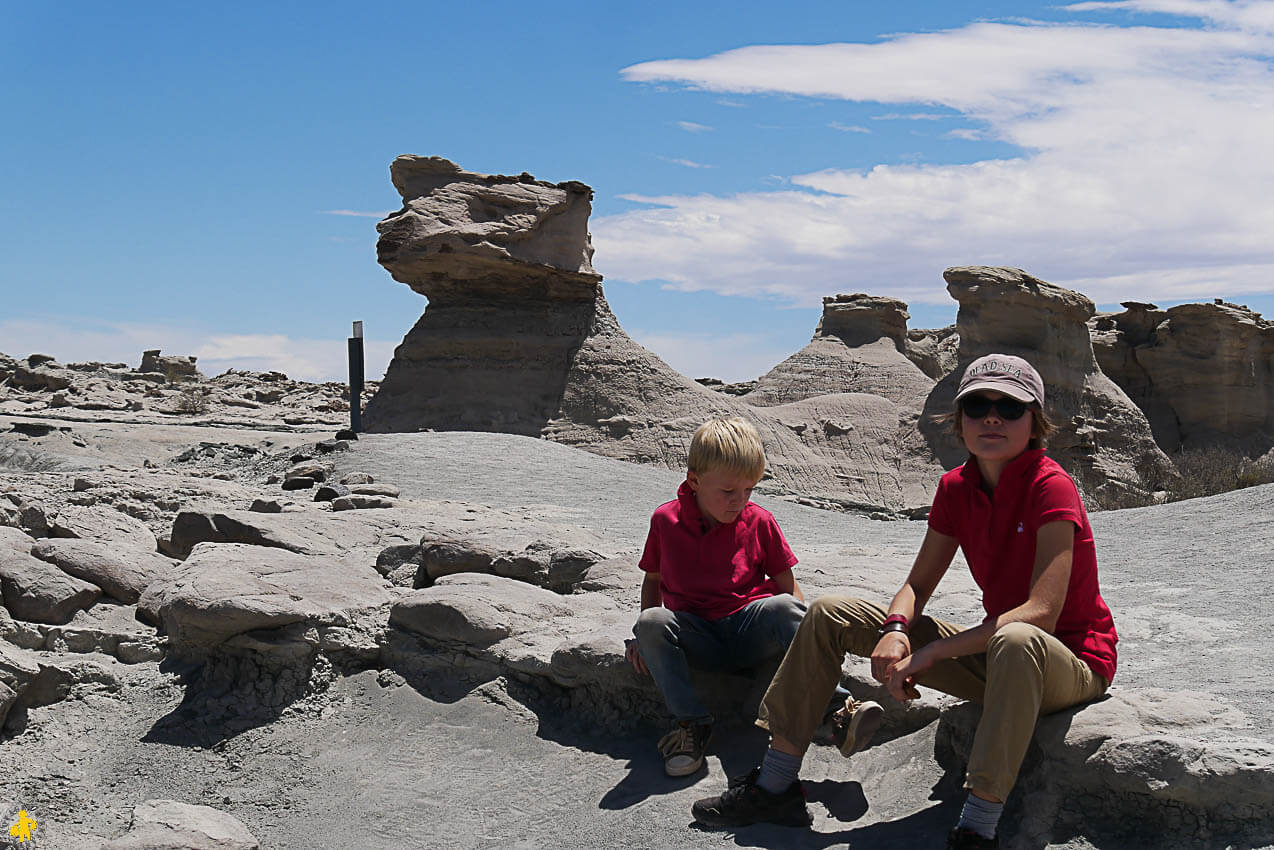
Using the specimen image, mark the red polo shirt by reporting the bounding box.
[928,449,1118,682]
[639,480,798,621]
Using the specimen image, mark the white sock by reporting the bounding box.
[756,747,802,794]
[957,793,1003,840]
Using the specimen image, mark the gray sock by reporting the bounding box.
[956,793,1003,840]
[756,747,802,794]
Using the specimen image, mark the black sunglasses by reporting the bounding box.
[960,394,1030,421]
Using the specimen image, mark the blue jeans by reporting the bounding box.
[633,594,807,723]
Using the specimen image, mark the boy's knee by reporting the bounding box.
[987,622,1047,665]
[806,595,842,621]
[634,606,677,643]
[769,593,806,622]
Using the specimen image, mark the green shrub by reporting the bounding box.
[174,386,211,415]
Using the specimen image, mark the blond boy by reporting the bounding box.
[625,417,806,776]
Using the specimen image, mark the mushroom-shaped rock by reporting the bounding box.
[748,293,935,407]
[929,266,1174,498]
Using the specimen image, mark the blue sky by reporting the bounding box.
[3,0,1273,382]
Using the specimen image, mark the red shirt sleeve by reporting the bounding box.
[1030,469,1085,533]
[638,512,661,573]
[927,475,957,537]
[760,515,799,577]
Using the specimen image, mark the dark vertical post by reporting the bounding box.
[348,320,364,433]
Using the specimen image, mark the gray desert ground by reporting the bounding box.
[1,416,1272,850]
[2,156,1273,849]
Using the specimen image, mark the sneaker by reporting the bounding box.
[657,721,712,777]
[691,767,813,828]
[831,697,884,756]
[947,827,1000,848]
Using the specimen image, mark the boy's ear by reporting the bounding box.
[686,469,701,492]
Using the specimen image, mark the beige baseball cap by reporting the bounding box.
[955,354,1045,406]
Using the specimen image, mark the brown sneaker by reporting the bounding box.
[831,698,884,756]
[658,721,712,776]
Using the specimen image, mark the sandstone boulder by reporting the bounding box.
[939,688,1273,846]
[1090,299,1274,454]
[51,505,158,551]
[0,548,101,624]
[141,542,391,656]
[0,527,34,555]
[102,799,259,850]
[138,349,204,381]
[30,538,176,603]
[0,641,42,727]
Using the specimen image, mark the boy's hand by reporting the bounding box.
[870,633,910,684]
[886,645,934,702]
[625,638,649,676]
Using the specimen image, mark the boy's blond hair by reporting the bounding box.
[688,417,767,480]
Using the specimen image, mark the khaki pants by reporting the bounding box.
[757,596,1108,801]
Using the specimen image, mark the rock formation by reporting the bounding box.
[366,156,942,512]
[1090,299,1274,455]
[745,294,936,407]
[0,351,373,428]
[920,267,1176,499]
[904,324,960,381]
[139,349,203,381]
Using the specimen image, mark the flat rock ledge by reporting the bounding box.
[384,571,1274,848]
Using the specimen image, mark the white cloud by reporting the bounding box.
[1066,0,1274,33]
[627,330,795,383]
[829,122,871,133]
[602,7,1274,308]
[657,156,715,169]
[944,128,985,140]
[321,209,394,218]
[677,120,714,132]
[0,318,396,383]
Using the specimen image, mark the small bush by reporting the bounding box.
[173,387,211,415]
[1166,446,1274,502]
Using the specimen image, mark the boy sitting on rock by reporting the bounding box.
[625,416,808,777]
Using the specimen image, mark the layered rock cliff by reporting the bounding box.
[1091,299,1274,455]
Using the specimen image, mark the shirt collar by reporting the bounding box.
[677,479,704,526]
[958,448,1046,493]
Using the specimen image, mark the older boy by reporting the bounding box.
[625,416,807,777]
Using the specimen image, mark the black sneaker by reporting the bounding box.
[947,827,1000,848]
[691,767,813,828]
[657,721,712,777]
[831,698,884,756]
